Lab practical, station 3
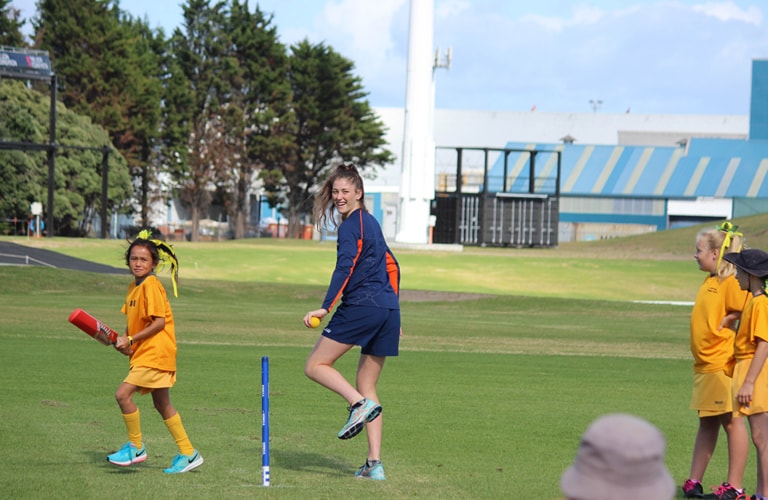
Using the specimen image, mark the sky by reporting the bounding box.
[9,0,768,115]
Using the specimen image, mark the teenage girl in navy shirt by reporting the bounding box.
[303,163,400,481]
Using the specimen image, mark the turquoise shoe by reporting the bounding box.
[107,442,147,467]
[163,450,204,474]
[355,460,386,480]
[338,398,382,440]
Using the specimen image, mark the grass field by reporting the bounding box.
[3,215,768,499]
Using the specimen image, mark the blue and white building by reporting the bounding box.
[366,59,768,243]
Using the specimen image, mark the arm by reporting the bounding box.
[114,316,165,350]
[305,216,364,326]
[304,241,358,327]
[737,339,768,407]
[719,311,742,331]
[721,278,748,331]
[386,248,400,297]
[320,222,362,312]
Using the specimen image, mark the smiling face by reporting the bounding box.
[332,177,362,218]
[694,237,718,275]
[129,244,157,280]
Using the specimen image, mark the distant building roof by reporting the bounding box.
[369,107,750,189]
[491,138,768,198]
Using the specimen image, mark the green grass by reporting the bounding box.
[8,211,768,302]
[1,234,700,302]
[4,215,768,498]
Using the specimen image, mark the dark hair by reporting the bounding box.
[313,163,366,230]
[125,238,160,267]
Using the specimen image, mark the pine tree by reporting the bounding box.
[0,0,26,47]
[218,1,292,239]
[171,0,232,241]
[154,25,194,233]
[266,40,393,237]
[34,0,162,227]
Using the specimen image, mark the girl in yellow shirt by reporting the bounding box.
[106,230,203,474]
[724,248,768,500]
[683,223,749,499]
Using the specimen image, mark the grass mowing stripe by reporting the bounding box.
[5,236,701,302]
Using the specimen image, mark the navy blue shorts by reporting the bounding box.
[323,304,400,356]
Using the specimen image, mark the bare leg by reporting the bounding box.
[305,336,363,405]
[151,388,177,420]
[722,413,748,489]
[115,382,139,414]
[750,412,768,496]
[689,415,720,481]
[357,354,385,461]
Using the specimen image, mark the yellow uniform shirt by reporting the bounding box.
[690,274,748,373]
[121,274,177,372]
[735,293,768,360]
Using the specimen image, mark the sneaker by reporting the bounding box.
[107,442,147,467]
[708,483,747,500]
[163,450,204,474]
[683,479,704,498]
[338,398,382,440]
[355,460,386,480]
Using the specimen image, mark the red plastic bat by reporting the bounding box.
[68,308,120,346]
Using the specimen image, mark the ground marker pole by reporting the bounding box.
[261,356,270,487]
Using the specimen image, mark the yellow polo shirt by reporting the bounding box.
[121,274,177,372]
[735,293,768,360]
[690,274,748,373]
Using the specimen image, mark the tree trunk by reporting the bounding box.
[190,205,200,242]
[233,210,246,239]
[232,173,249,239]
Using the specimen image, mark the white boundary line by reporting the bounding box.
[633,300,694,306]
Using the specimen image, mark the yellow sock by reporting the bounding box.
[164,412,194,455]
[122,410,142,449]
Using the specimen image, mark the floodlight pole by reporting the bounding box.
[46,74,56,238]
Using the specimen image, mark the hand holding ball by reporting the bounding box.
[309,316,321,328]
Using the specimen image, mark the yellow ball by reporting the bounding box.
[310,316,321,328]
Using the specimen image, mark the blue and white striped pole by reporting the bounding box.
[261,356,270,487]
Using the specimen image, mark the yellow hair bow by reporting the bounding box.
[137,230,179,297]
[715,221,743,272]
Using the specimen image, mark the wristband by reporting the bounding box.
[127,336,134,346]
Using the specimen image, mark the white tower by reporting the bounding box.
[396,0,437,244]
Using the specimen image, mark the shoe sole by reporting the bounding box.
[107,451,147,467]
[701,492,747,500]
[356,470,386,480]
[164,455,204,474]
[338,405,382,440]
[356,474,386,480]
[107,455,147,467]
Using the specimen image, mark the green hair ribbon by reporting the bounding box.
[715,221,743,271]
[137,229,179,297]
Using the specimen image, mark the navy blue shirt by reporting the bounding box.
[322,209,400,311]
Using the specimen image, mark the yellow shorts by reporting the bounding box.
[691,371,733,416]
[124,365,176,395]
[733,358,768,416]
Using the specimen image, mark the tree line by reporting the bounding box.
[0,0,393,239]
